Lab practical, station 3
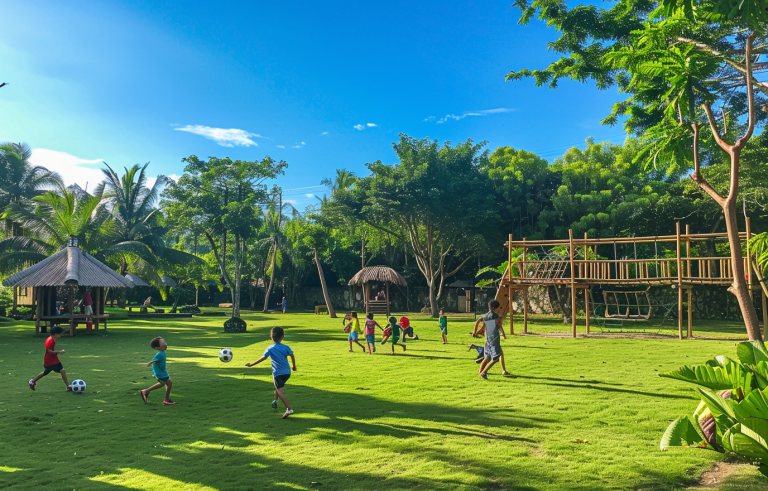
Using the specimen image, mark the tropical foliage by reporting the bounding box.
[660,340,768,476]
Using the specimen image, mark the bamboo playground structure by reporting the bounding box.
[492,220,768,339]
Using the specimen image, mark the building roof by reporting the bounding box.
[124,273,150,287]
[160,275,177,287]
[348,266,407,287]
[2,246,135,288]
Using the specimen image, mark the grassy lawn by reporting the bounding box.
[0,310,766,490]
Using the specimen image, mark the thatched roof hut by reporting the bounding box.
[348,266,406,316]
[123,273,149,287]
[2,239,133,335]
[348,266,407,287]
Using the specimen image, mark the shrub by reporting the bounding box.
[660,340,768,477]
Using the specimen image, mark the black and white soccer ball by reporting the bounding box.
[70,379,86,394]
[219,348,233,363]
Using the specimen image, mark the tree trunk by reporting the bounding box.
[428,279,438,317]
[724,199,761,339]
[263,240,277,312]
[314,248,337,318]
[195,285,199,307]
[232,235,241,319]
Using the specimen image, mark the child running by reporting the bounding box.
[438,310,448,344]
[246,327,297,419]
[385,315,406,354]
[477,300,511,379]
[364,313,383,355]
[29,326,71,391]
[399,316,418,341]
[140,337,176,405]
[347,311,366,353]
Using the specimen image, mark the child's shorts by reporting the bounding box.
[365,334,375,344]
[440,326,448,335]
[155,376,171,386]
[382,327,392,338]
[484,342,502,362]
[402,327,414,337]
[391,336,400,344]
[43,362,63,375]
[273,374,290,389]
[349,331,359,341]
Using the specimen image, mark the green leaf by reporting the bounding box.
[737,340,768,365]
[660,416,708,450]
[660,359,754,392]
[722,423,768,461]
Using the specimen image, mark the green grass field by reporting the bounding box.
[0,310,766,490]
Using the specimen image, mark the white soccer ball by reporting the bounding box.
[219,348,233,363]
[70,379,86,394]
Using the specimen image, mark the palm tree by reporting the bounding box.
[321,168,356,196]
[93,163,200,286]
[0,142,63,237]
[261,204,286,312]
[0,186,111,274]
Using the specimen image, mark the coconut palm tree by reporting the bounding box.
[0,142,63,237]
[321,168,356,196]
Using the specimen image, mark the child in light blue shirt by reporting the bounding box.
[140,337,176,405]
[246,327,297,418]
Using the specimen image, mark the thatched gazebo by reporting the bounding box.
[348,266,407,316]
[2,237,134,335]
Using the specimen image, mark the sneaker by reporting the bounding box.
[271,400,277,409]
[282,409,294,419]
[414,335,419,340]
[480,372,488,380]
[373,346,376,352]
[29,379,35,391]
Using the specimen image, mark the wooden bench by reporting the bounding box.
[37,314,109,336]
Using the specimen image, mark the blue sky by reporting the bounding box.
[0,1,627,210]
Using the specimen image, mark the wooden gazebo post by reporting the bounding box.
[386,282,390,316]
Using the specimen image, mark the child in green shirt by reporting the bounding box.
[438,310,448,344]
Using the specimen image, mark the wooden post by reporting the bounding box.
[523,287,528,334]
[676,222,683,340]
[385,282,390,317]
[687,288,693,339]
[68,286,75,337]
[34,287,41,334]
[747,217,754,299]
[585,287,590,334]
[12,287,17,314]
[685,224,691,280]
[508,285,514,335]
[762,290,768,340]
[569,229,576,338]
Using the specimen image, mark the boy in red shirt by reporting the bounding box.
[29,326,71,391]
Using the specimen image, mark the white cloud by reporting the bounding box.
[291,142,306,149]
[174,125,267,147]
[301,141,306,145]
[276,145,286,149]
[30,149,173,194]
[305,193,315,198]
[320,131,329,136]
[28,149,105,191]
[366,123,377,127]
[353,124,365,131]
[433,108,515,124]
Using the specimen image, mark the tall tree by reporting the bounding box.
[0,142,62,238]
[332,135,495,316]
[163,155,286,320]
[507,0,768,340]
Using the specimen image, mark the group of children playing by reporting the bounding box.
[27,299,509,422]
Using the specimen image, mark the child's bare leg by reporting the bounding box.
[367,342,373,354]
[275,387,291,410]
[442,333,447,344]
[59,369,70,388]
[355,340,366,351]
[480,359,498,376]
[380,336,389,345]
[349,339,353,352]
[31,371,47,383]
[500,352,509,374]
[163,380,173,402]
[478,356,490,374]
[397,342,406,351]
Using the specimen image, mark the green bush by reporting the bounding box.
[660,340,768,477]
[0,286,13,309]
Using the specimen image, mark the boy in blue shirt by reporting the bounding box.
[246,327,297,419]
[140,337,176,405]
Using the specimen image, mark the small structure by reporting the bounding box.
[2,237,134,336]
[348,266,407,316]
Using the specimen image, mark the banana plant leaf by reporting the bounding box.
[737,340,768,366]
[732,387,768,420]
[722,423,768,462]
[660,416,708,450]
[660,359,755,394]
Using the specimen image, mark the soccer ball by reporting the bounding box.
[70,379,86,394]
[219,348,233,363]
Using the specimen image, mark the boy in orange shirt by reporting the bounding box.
[29,326,71,391]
